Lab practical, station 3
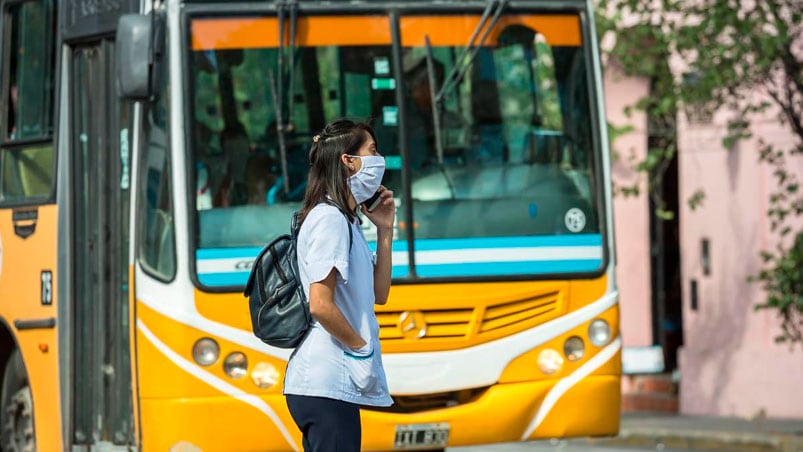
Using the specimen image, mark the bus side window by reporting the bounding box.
[137,67,175,280]
[0,0,56,203]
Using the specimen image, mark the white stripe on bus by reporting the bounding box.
[520,336,622,439]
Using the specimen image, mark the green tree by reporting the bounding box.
[597,0,803,344]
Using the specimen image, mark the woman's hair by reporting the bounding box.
[298,118,376,225]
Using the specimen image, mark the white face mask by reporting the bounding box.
[348,155,385,204]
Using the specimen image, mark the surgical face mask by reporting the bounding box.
[348,155,385,204]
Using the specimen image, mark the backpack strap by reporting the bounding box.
[346,214,353,251]
[291,211,301,240]
[320,198,354,251]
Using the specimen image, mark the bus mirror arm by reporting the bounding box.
[116,13,166,101]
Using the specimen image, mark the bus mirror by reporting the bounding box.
[116,13,165,101]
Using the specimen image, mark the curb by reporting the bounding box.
[586,428,803,452]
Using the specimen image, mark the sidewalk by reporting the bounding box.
[587,413,803,452]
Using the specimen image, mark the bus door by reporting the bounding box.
[69,38,134,448]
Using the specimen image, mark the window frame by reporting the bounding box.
[0,0,58,207]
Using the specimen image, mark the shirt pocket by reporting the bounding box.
[343,351,379,394]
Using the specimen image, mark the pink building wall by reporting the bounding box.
[604,66,653,350]
[677,101,803,419]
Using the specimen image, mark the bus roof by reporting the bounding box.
[183,0,589,7]
[62,0,139,40]
[60,0,589,42]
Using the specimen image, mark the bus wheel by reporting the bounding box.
[1,350,35,452]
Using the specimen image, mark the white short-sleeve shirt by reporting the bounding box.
[283,203,392,407]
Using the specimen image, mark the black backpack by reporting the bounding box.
[244,203,352,348]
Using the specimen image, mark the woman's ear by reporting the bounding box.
[341,154,356,173]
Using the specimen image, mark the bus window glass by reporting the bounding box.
[0,0,56,203]
[1,145,54,199]
[188,16,407,288]
[138,73,175,279]
[400,15,603,278]
[3,0,55,141]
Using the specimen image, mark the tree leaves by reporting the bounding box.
[598,0,803,344]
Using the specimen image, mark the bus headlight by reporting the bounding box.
[589,319,611,346]
[537,349,563,375]
[192,338,219,366]
[223,352,248,379]
[563,336,585,362]
[251,362,280,389]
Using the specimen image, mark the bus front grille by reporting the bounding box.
[478,291,559,334]
[376,289,564,349]
[377,309,473,340]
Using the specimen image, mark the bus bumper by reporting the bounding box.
[362,374,621,450]
[138,374,619,451]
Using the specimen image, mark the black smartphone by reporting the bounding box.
[363,191,383,213]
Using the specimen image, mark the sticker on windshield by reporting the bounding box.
[382,106,399,126]
[120,128,130,190]
[384,155,402,170]
[371,78,396,90]
[374,57,390,75]
[564,208,586,233]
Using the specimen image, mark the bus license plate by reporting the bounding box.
[394,423,449,449]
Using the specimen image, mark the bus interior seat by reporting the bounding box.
[524,130,564,165]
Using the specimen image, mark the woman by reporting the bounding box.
[284,119,394,451]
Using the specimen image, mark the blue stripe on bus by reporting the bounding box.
[415,259,603,277]
[198,272,250,287]
[406,234,602,251]
[366,240,409,252]
[391,265,409,278]
[200,265,410,287]
[196,246,263,260]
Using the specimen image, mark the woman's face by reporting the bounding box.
[343,132,380,176]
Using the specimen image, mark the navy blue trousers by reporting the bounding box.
[286,394,361,451]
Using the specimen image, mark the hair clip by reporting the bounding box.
[313,134,321,143]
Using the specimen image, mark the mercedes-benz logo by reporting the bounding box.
[398,311,428,339]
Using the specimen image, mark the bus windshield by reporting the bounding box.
[187,13,604,288]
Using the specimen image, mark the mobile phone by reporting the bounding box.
[363,191,383,213]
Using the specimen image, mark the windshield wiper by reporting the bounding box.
[272,0,299,194]
[285,0,298,132]
[424,35,445,165]
[436,0,507,103]
[424,35,457,199]
[268,69,290,194]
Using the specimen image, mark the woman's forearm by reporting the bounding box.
[309,271,366,349]
[373,227,393,305]
[313,300,366,349]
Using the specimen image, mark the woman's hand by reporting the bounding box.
[362,186,395,231]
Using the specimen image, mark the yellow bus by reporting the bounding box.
[0,0,620,450]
